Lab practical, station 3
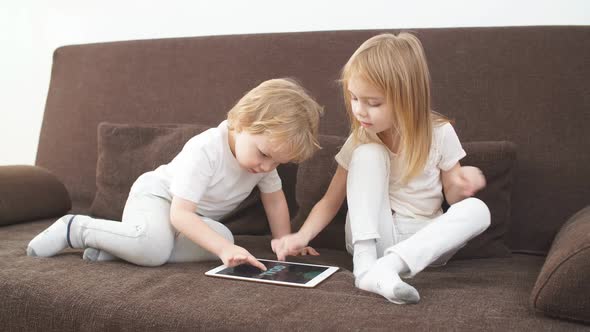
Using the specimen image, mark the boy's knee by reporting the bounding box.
[215,224,234,244]
[224,229,234,244]
[202,218,234,244]
[130,236,174,267]
[141,245,173,267]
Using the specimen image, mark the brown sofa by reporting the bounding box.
[1,26,589,331]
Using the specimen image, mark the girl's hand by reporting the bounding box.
[271,232,311,261]
[456,166,486,197]
[297,246,320,257]
[219,244,267,271]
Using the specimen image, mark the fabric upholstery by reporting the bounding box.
[530,206,590,323]
[0,219,586,331]
[0,165,70,226]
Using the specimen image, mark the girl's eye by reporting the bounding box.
[259,150,269,158]
[369,103,382,107]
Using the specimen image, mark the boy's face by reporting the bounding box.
[231,130,291,174]
[348,75,393,134]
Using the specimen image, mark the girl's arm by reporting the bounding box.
[260,189,290,239]
[262,189,320,257]
[441,162,486,205]
[299,166,348,241]
[170,196,266,270]
[273,166,348,260]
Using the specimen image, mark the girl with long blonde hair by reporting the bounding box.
[274,33,490,304]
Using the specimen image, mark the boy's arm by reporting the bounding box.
[260,189,290,239]
[170,196,266,270]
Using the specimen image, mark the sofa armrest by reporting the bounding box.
[0,165,71,226]
[530,205,590,323]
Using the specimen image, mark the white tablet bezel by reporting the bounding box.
[205,259,339,288]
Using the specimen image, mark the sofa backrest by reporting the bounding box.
[36,26,590,254]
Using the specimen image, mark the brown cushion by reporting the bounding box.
[292,135,348,249]
[530,205,590,323]
[89,122,297,235]
[294,139,516,260]
[90,123,210,220]
[0,165,71,226]
[451,141,516,259]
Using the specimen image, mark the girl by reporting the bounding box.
[273,34,490,304]
[28,78,322,270]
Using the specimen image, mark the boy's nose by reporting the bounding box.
[260,161,276,172]
[260,163,270,172]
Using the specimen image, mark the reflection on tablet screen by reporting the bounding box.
[217,260,327,284]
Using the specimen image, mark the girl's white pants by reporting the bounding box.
[344,143,491,277]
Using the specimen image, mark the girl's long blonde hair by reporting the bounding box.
[341,32,448,183]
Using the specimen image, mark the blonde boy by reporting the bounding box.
[28,78,323,270]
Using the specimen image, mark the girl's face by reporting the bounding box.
[230,130,290,174]
[348,75,393,134]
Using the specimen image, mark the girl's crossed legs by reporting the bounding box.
[345,143,490,304]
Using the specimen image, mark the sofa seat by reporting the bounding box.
[1,218,586,331]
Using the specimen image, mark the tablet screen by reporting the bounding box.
[214,259,330,285]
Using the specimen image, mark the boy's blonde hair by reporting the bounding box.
[227,78,324,163]
[341,32,449,183]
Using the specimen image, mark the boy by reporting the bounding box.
[28,78,323,270]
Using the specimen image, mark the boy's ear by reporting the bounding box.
[231,124,244,133]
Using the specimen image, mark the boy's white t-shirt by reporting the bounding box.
[335,122,466,220]
[151,120,282,220]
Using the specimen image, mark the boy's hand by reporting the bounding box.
[219,244,267,271]
[456,166,486,197]
[272,232,314,261]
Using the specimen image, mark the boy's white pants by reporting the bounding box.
[73,173,233,267]
[344,143,491,277]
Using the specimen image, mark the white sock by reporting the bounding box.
[357,252,420,304]
[27,214,81,257]
[83,248,117,262]
[353,239,378,281]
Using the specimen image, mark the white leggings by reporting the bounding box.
[344,143,491,277]
[73,175,233,267]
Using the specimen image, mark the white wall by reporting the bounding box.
[1,0,589,165]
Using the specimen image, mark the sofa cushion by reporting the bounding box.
[0,165,71,226]
[1,218,583,330]
[292,135,348,249]
[90,122,209,220]
[294,139,516,260]
[530,205,590,323]
[451,141,516,259]
[89,122,298,235]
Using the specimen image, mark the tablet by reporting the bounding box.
[205,259,339,288]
